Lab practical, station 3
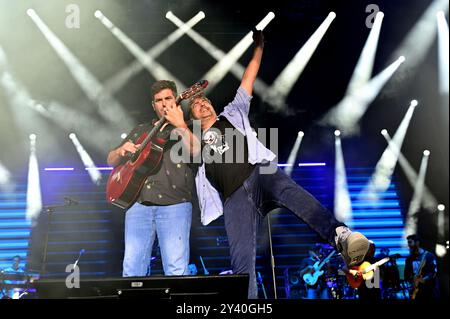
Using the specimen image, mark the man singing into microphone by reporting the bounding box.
[107,80,200,277]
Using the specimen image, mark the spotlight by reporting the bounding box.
[26,9,35,17]
[411,99,418,107]
[198,11,205,19]
[398,56,406,63]
[94,10,102,18]
[377,11,385,19]
[437,11,445,19]
[423,150,430,156]
[329,12,336,19]
[438,204,445,211]
[121,133,127,139]
[298,131,304,137]
[334,130,341,137]
[268,12,275,19]
[381,129,388,135]
[166,11,173,19]
[29,133,36,140]
[69,133,76,139]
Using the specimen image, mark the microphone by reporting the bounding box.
[73,249,85,270]
[64,196,79,205]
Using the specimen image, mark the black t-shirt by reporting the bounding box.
[404,249,439,298]
[114,122,194,206]
[202,117,255,200]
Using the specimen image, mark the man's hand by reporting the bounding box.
[252,30,265,48]
[414,276,425,286]
[163,104,188,129]
[107,140,141,167]
[241,30,265,96]
[117,141,141,157]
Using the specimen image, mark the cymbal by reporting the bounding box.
[0,271,40,281]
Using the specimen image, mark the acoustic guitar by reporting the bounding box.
[346,257,390,288]
[106,80,208,209]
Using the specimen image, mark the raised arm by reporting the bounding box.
[240,30,264,96]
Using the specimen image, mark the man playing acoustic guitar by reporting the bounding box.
[107,80,200,277]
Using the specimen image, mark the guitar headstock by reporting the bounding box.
[178,80,209,102]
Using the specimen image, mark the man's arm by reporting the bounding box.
[420,253,438,283]
[164,104,201,156]
[240,30,264,97]
[107,141,140,167]
[173,126,201,156]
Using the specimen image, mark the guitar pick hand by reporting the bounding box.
[117,141,141,157]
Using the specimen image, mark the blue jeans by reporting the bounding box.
[224,167,344,299]
[122,202,192,276]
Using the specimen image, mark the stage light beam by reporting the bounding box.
[347,12,384,94]
[284,131,304,177]
[263,12,336,110]
[320,56,405,135]
[389,0,449,82]
[0,162,12,190]
[27,9,133,131]
[26,134,42,225]
[362,100,418,201]
[437,11,449,94]
[201,12,275,93]
[69,133,102,185]
[165,11,271,102]
[103,11,205,95]
[404,150,431,237]
[382,131,438,210]
[334,132,353,223]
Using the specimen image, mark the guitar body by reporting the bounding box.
[345,257,390,289]
[410,274,423,300]
[346,261,371,288]
[106,132,167,210]
[303,262,324,286]
[410,252,427,300]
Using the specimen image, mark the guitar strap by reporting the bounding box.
[414,250,428,278]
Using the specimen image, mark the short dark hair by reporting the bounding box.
[188,93,212,118]
[188,93,211,108]
[407,234,420,242]
[150,80,177,100]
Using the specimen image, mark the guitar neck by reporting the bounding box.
[317,251,336,269]
[415,256,427,278]
[138,117,167,151]
[363,257,390,274]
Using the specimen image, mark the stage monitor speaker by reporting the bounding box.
[33,275,249,299]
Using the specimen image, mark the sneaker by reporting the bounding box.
[336,230,370,267]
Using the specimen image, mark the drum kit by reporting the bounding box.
[0,269,40,299]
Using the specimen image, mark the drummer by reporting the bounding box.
[1,255,27,299]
